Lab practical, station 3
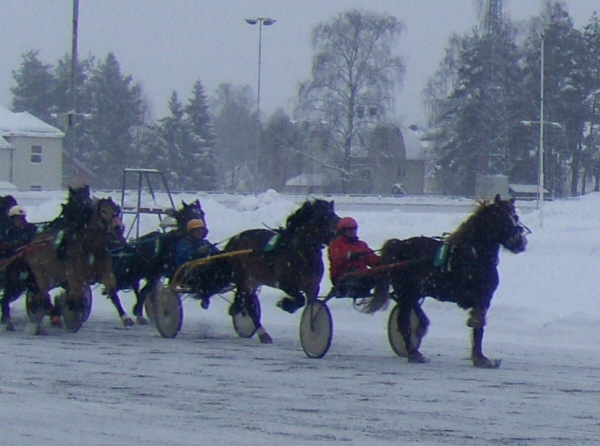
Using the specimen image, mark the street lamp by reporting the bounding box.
[245,17,275,187]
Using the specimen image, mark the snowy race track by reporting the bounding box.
[0,191,600,445]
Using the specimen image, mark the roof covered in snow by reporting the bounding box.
[0,136,13,149]
[286,173,332,187]
[0,106,64,138]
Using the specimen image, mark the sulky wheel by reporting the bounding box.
[154,286,183,338]
[299,300,332,359]
[144,282,163,326]
[81,287,93,322]
[232,294,261,338]
[387,303,423,357]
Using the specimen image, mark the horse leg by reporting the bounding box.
[26,290,52,336]
[1,294,15,331]
[132,281,152,325]
[108,291,134,326]
[413,303,430,338]
[399,299,429,364]
[467,307,500,368]
[245,292,272,344]
[277,286,306,314]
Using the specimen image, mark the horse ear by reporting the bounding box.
[181,200,187,207]
[329,200,335,209]
[494,194,502,204]
[195,199,202,210]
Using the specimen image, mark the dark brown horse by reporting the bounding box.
[224,199,339,343]
[365,195,529,368]
[106,199,205,325]
[21,187,123,334]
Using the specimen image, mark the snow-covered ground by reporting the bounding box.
[1,189,599,445]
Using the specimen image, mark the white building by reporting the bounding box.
[0,106,64,191]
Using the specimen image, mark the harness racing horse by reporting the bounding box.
[365,194,529,368]
[225,199,339,344]
[20,187,123,334]
[107,200,205,325]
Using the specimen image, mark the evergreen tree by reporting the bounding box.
[581,12,600,192]
[210,83,257,192]
[184,80,218,190]
[10,50,56,123]
[79,52,146,188]
[520,2,589,196]
[427,22,523,195]
[260,108,304,190]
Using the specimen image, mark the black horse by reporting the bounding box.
[107,200,205,325]
[0,194,18,235]
[365,195,529,368]
[224,199,340,343]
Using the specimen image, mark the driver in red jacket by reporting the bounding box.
[328,216,380,298]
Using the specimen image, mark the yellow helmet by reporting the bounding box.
[186,219,205,232]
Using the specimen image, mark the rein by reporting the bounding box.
[0,237,53,272]
[108,232,173,254]
[337,257,433,283]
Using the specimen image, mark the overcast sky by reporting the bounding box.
[0,1,596,126]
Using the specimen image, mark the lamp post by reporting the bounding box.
[520,36,562,227]
[245,17,275,188]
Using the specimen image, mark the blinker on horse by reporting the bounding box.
[224,199,339,344]
[366,194,529,368]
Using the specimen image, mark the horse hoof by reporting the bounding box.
[258,332,273,344]
[136,316,149,325]
[5,323,15,332]
[277,298,303,314]
[122,317,135,327]
[200,298,210,310]
[474,357,502,368]
[407,352,430,364]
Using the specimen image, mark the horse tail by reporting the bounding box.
[362,278,390,314]
[361,238,404,314]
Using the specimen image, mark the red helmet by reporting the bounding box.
[337,216,358,232]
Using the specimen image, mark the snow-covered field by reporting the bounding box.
[1,189,599,445]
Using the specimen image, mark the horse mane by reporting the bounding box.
[445,198,492,245]
[285,199,328,232]
[48,185,94,229]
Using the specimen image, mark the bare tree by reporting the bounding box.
[296,9,406,192]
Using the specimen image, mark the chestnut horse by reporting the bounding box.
[224,199,339,343]
[21,187,123,334]
[365,195,529,368]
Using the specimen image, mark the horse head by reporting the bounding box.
[94,197,126,244]
[0,195,18,218]
[167,199,205,232]
[60,185,94,228]
[480,195,529,254]
[286,199,339,247]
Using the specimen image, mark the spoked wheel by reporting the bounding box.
[154,286,183,338]
[232,294,261,338]
[387,303,423,357]
[25,290,46,323]
[299,300,332,359]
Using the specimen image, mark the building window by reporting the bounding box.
[31,145,42,163]
[30,185,42,191]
